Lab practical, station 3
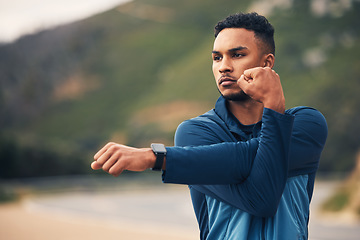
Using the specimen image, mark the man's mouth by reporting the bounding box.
[219,76,237,86]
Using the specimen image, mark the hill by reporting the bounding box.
[0,0,359,178]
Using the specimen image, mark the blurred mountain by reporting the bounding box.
[0,0,359,178]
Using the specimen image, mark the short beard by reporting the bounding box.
[218,89,251,102]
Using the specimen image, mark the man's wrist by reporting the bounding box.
[150,143,167,171]
[145,148,157,169]
[263,96,285,114]
[149,152,166,170]
[144,148,167,170]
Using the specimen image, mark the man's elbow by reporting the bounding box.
[251,197,280,218]
[257,202,278,217]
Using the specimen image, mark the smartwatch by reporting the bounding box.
[151,143,166,171]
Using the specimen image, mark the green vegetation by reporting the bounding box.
[322,187,350,212]
[322,155,360,217]
[0,0,359,178]
[0,135,92,178]
[0,186,18,203]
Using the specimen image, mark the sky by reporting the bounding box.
[0,0,131,43]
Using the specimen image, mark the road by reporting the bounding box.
[4,177,360,239]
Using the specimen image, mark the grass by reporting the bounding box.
[322,187,350,212]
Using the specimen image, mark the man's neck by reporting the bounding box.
[227,99,264,125]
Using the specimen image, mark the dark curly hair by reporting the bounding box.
[214,12,275,55]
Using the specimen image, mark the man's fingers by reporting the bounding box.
[108,163,124,177]
[91,142,153,176]
[237,74,250,91]
[91,161,102,170]
[94,148,106,160]
[94,142,115,160]
[95,148,112,166]
[243,67,259,80]
[102,153,119,172]
[92,142,124,175]
[93,142,118,167]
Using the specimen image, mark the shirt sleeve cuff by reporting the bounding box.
[263,107,294,121]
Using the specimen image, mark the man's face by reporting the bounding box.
[212,28,264,101]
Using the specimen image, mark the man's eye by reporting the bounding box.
[233,53,243,58]
[213,55,222,61]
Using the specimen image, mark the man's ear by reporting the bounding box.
[263,54,275,68]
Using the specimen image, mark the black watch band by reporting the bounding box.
[151,143,166,171]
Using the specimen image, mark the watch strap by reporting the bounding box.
[152,152,165,171]
[151,143,166,171]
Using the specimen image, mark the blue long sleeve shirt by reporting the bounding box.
[162,96,327,240]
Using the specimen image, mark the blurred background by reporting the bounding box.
[0,0,359,239]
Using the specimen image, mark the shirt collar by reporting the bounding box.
[214,96,261,138]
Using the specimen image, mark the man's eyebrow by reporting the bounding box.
[212,46,248,54]
[229,46,248,52]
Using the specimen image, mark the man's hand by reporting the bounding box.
[237,67,285,114]
[91,142,156,177]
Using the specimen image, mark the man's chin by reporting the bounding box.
[221,92,250,102]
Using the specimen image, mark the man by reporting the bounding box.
[91,12,327,239]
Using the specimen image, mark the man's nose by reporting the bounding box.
[219,58,233,73]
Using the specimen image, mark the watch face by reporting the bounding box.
[151,143,166,153]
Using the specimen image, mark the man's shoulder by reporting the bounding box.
[286,106,326,123]
[180,109,221,125]
[286,106,323,116]
[286,106,328,142]
[175,109,228,137]
[174,109,230,146]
